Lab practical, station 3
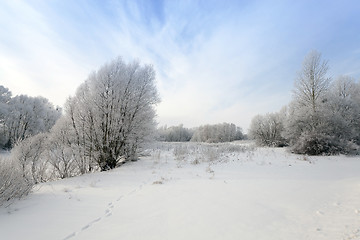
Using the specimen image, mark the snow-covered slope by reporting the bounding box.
[1,143,360,240]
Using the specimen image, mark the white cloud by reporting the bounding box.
[0,0,359,130]
[0,0,299,128]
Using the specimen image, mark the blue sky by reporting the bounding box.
[0,0,359,131]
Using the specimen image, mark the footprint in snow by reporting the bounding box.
[63,232,77,240]
[81,224,90,231]
[91,217,102,224]
[316,210,324,215]
[64,183,148,239]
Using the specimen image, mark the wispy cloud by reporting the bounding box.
[0,0,359,130]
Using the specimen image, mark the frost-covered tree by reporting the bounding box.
[0,86,11,118]
[63,57,160,171]
[283,51,335,154]
[324,76,360,145]
[0,92,61,149]
[293,50,331,113]
[249,112,286,147]
[284,101,342,155]
[283,51,360,155]
[191,123,243,143]
[0,86,12,147]
[157,124,193,142]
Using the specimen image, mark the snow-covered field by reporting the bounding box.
[1,141,360,240]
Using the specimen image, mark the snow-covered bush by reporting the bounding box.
[47,138,78,179]
[153,142,254,165]
[46,117,88,178]
[249,112,286,147]
[291,131,352,155]
[201,146,220,162]
[0,155,33,206]
[11,133,50,184]
[283,103,346,155]
[173,144,189,161]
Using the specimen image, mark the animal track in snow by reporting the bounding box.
[62,180,152,240]
[316,210,324,215]
[63,232,77,240]
[81,224,90,231]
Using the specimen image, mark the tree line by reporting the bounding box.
[157,122,244,143]
[249,50,360,155]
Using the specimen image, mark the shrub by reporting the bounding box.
[0,156,33,206]
[249,113,287,147]
[291,131,356,155]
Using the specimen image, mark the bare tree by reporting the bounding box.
[293,50,331,112]
[285,50,331,144]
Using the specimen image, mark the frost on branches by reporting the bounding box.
[250,50,360,155]
[60,57,160,171]
[0,86,61,150]
[249,112,286,147]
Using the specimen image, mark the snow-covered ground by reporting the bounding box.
[1,142,360,240]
